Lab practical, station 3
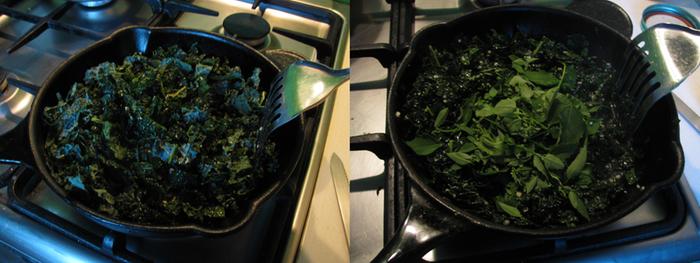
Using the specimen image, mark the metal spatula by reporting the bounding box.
[265,60,350,132]
[618,23,700,133]
[255,60,349,157]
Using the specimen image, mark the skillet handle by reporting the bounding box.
[371,187,469,263]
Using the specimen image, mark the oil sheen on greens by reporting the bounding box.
[400,31,641,228]
[43,45,277,225]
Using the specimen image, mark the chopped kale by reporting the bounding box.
[43,45,277,225]
[400,31,640,228]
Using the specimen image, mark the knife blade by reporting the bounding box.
[330,153,349,244]
[673,93,700,133]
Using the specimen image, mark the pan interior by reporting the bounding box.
[390,6,682,235]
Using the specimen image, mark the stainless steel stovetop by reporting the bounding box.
[350,1,700,262]
[0,0,347,262]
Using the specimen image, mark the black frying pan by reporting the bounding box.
[27,26,307,237]
[376,5,684,262]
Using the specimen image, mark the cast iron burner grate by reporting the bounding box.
[350,0,687,261]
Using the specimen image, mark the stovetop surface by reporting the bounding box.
[349,1,700,262]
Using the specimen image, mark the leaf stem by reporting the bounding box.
[554,63,568,90]
[429,45,442,67]
[532,39,545,56]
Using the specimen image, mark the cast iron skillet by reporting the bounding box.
[27,26,307,237]
[376,6,684,262]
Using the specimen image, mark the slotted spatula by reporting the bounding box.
[265,60,350,131]
[255,60,349,156]
[618,23,700,133]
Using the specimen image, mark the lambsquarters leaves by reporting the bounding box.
[566,143,587,179]
[493,98,517,116]
[542,154,565,170]
[523,70,559,87]
[406,137,442,156]
[533,156,547,175]
[400,32,636,228]
[554,96,586,145]
[434,107,449,128]
[525,176,538,194]
[497,200,523,218]
[568,190,590,220]
[447,152,474,166]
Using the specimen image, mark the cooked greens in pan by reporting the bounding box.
[400,31,640,228]
[43,45,277,225]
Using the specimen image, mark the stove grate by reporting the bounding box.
[0,0,217,54]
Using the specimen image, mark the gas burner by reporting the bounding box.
[0,73,34,137]
[222,13,271,48]
[71,0,114,8]
[476,0,520,7]
[263,49,305,69]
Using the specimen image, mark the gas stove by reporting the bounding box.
[0,0,347,262]
[350,1,700,262]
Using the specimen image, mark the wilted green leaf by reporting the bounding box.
[566,143,587,179]
[406,137,442,156]
[533,156,547,175]
[497,200,523,218]
[542,154,565,170]
[434,107,449,128]
[568,190,590,220]
[447,152,474,166]
[493,98,517,116]
[523,70,559,87]
[525,176,538,193]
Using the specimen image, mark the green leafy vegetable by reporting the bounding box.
[400,31,639,228]
[406,137,442,156]
[42,45,278,225]
[434,107,449,128]
[497,200,523,218]
[566,143,587,180]
[523,71,558,86]
[542,154,565,170]
[568,190,590,220]
[447,152,474,166]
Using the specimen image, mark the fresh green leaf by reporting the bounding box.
[566,143,587,179]
[406,137,443,156]
[523,71,559,87]
[447,152,474,166]
[458,143,476,153]
[493,98,517,116]
[434,107,449,128]
[525,176,538,193]
[497,200,523,218]
[509,75,534,100]
[542,154,565,170]
[568,190,590,220]
[533,156,547,175]
[554,96,586,145]
[476,104,495,117]
[535,177,552,190]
